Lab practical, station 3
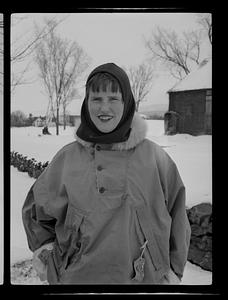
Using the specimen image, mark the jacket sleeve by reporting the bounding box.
[166,158,191,280]
[156,147,191,280]
[22,144,72,253]
[21,148,67,252]
[22,174,57,252]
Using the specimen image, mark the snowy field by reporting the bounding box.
[9,120,212,285]
[0,137,2,285]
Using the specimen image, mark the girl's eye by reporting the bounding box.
[92,98,101,102]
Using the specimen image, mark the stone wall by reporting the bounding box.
[186,202,212,271]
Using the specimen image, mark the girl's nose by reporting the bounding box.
[100,100,111,112]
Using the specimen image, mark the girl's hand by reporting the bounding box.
[162,269,181,285]
[32,242,54,281]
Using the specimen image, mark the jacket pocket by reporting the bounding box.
[135,206,166,280]
[61,204,85,272]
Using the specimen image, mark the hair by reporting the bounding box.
[86,72,121,97]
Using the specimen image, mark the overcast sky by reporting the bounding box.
[10,12,211,115]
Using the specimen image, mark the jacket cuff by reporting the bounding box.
[168,268,182,284]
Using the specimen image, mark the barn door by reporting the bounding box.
[183,104,194,134]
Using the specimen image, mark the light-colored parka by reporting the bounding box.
[22,113,191,284]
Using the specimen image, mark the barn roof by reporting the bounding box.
[168,58,212,93]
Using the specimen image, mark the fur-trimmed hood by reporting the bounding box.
[74,113,148,151]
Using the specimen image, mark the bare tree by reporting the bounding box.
[35,19,90,135]
[125,62,154,112]
[144,26,202,80]
[11,14,69,93]
[197,13,212,45]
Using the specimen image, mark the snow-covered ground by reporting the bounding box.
[9,121,212,285]
[0,150,2,285]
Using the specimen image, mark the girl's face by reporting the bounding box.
[88,84,124,133]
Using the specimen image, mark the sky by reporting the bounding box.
[10,12,211,116]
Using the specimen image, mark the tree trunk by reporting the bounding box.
[63,106,66,130]
[56,107,59,135]
[136,100,140,112]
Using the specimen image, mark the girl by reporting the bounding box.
[22,63,191,285]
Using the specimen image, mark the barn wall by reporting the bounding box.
[168,89,211,135]
[205,89,212,134]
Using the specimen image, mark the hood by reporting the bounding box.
[76,63,136,144]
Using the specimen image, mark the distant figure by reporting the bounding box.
[42,126,51,135]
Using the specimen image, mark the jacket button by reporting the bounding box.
[97,165,103,171]
[96,145,101,151]
[99,187,105,193]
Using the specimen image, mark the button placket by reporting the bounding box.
[95,151,106,194]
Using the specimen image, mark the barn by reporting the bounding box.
[165,59,212,135]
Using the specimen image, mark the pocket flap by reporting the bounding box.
[135,206,163,271]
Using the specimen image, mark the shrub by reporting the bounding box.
[11,151,49,179]
[11,110,27,127]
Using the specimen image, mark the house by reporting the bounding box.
[165,59,212,135]
[33,116,46,127]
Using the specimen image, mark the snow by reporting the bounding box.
[0,94,3,284]
[10,168,36,264]
[168,59,212,92]
[0,160,2,285]
[146,121,212,209]
[9,121,212,285]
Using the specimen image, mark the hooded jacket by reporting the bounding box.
[76,62,136,144]
[22,113,191,284]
